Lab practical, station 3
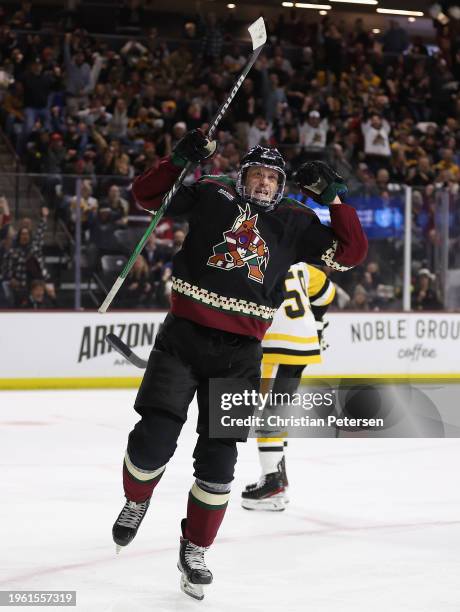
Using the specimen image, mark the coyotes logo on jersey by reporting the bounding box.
[207,204,269,283]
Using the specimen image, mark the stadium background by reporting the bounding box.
[1,0,460,385]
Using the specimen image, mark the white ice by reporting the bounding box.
[1,389,459,612]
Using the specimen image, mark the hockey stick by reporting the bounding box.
[98,17,267,314]
[105,333,148,369]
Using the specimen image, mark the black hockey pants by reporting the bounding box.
[127,314,262,484]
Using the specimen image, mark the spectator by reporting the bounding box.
[403,63,431,122]
[10,2,35,30]
[87,207,123,268]
[269,45,294,79]
[323,23,344,81]
[407,156,435,186]
[3,207,54,306]
[345,284,370,311]
[361,114,392,173]
[375,168,391,193]
[247,116,272,150]
[69,180,98,231]
[381,20,409,55]
[122,254,152,307]
[0,196,11,239]
[411,268,443,311]
[232,78,258,149]
[3,81,24,140]
[154,217,174,248]
[19,279,54,309]
[144,233,170,285]
[434,148,460,180]
[200,13,223,62]
[223,44,246,74]
[18,59,55,152]
[63,33,92,115]
[360,64,381,92]
[101,185,129,226]
[107,98,129,140]
[257,57,288,123]
[299,110,328,154]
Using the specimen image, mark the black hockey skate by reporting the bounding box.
[245,455,289,490]
[241,471,287,511]
[112,498,150,553]
[177,520,213,601]
[244,455,289,504]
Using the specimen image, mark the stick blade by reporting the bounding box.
[248,17,266,50]
[105,333,148,369]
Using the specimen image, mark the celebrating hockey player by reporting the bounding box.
[242,263,335,511]
[111,129,367,600]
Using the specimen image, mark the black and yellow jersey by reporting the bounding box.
[262,263,335,366]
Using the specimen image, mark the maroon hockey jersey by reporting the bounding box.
[132,158,367,339]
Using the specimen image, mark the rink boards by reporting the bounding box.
[1,311,460,389]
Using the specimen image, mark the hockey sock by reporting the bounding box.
[257,437,285,475]
[184,480,231,547]
[123,451,166,502]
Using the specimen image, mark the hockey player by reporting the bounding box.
[111,130,367,600]
[241,263,335,511]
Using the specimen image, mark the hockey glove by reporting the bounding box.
[172,129,217,167]
[294,161,347,205]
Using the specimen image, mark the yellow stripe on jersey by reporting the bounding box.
[263,353,322,365]
[307,264,327,295]
[263,333,318,344]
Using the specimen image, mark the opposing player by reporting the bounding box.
[241,263,335,511]
[111,131,367,599]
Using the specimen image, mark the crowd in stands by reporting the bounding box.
[0,1,458,310]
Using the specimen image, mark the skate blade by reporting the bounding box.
[241,494,287,512]
[115,544,122,554]
[180,574,204,601]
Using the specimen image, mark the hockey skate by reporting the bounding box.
[241,471,287,511]
[245,456,289,489]
[177,520,213,601]
[243,456,289,507]
[112,498,150,553]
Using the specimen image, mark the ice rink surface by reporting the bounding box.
[1,389,460,612]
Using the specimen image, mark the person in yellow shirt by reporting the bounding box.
[434,148,460,179]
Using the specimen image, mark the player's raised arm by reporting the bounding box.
[131,129,216,214]
[294,161,368,270]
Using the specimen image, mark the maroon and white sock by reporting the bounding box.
[122,451,166,503]
[184,481,230,547]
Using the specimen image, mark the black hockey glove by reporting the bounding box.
[172,129,217,166]
[293,161,347,205]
